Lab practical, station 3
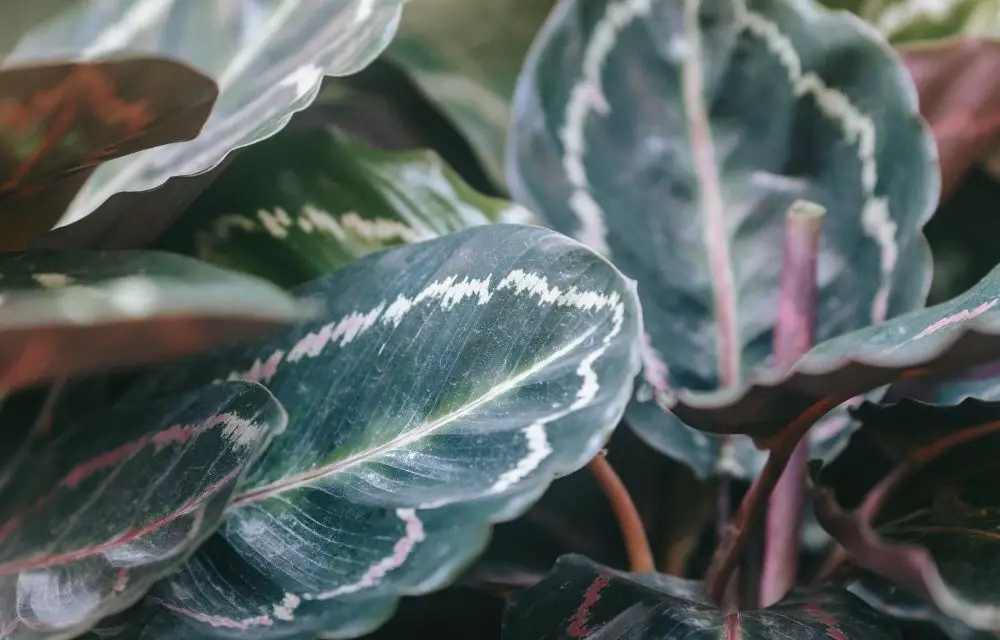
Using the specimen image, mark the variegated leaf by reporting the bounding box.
[0,249,309,392]
[163,126,536,288]
[506,0,938,477]
[94,224,641,638]
[386,0,557,186]
[503,554,898,640]
[10,0,404,241]
[0,381,287,639]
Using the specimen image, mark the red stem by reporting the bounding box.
[759,201,824,607]
[588,451,656,573]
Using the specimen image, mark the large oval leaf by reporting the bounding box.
[386,0,557,186]
[95,224,641,638]
[503,554,898,640]
[4,0,405,230]
[0,249,309,392]
[163,126,536,289]
[506,0,939,478]
[0,380,287,639]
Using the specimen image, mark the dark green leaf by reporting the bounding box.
[104,224,641,638]
[386,0,557,186]
[503,554,898,640]
[0,57,217,250]
[815,397,1000,632]
[163,126,536,288]
[667,263,1000,442]
[506,0,938,475]
[0,380,287,639]
[8,0,405,230]
[0,250,309,392]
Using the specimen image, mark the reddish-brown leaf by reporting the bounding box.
[902,39,1000,201]
[0,57,217,250]
[815,398,1000,632]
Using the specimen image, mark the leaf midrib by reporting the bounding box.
[681,0,740,390]
[229,327,598,507]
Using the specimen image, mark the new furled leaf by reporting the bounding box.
[0,381,287,639]
[16,0,405,246]
[503,554,898,639]
[668,261,1000,442]
[164,126,536,288]
[94,224,641,638]
[0,250,309,392]
[0,57,217,250]
[815,397,1000,632]
[506,0,939,477]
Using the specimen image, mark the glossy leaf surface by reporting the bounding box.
[816,397,1000,632]
[387,0,557,185]
[0,57,217,250]
[0,381,287,639]
[664,262,1000,442]
[0,249,308,392]
[166,126,536,288]
[7,0,404,230]
[105,224,641,638]
[503,554,898,639]
[506,0,938,476]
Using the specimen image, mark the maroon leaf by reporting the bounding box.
[815,397,1000,632]
[0,380,286,639]
[902,39,1000,201]
[502,554,898,640]
[0,57,217,250]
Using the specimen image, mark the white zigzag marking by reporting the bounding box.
[560,0,653,256]
[732,0,897,323]
[305,508,426,600]
[229,268,624,510]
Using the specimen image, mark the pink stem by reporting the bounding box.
[759,200,825,607]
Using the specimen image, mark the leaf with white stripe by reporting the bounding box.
[0,381,287,640]
[96,224,641,638]
[0,250,309,393]
[163,126,537,289]
[507,0,939,478]
[7,0,404,234]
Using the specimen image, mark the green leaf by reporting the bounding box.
[820,0,1000,44]
[386,0,557,186]
[0,380,287,639]
[503,554,898,639]
[7,0,405,230]
[815,397,1000,632]
[0,249,309,392]
[163,126,537,289]
[666,262,1000,442]
[506,0,938,476]
[0,57,217,250]
[98,224,641,638]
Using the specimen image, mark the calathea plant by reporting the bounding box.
[5,0,1000,639]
